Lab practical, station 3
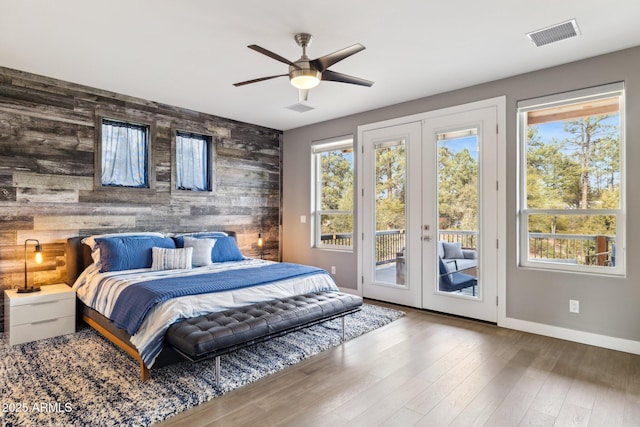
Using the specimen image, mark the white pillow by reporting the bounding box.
[151,247,193,270]
[183,237,216,267]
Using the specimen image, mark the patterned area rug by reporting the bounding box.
[0,303,403,426]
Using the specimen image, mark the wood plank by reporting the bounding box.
[33,215,136,230]
[13,172,94,191]
[17,188,78,204]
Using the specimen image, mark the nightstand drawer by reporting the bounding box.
[10,297,75,326]
[9,315,75,346]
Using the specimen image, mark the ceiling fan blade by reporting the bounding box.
[311,44,365,72]
[298,89,309,102]
[233,74,288,87]
[321,70,373,87]
[248,45,300,69]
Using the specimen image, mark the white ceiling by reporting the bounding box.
[1,0,639,131]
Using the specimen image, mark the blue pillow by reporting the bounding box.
[172,231,228,248]
[96,236,176,272]
[211,236,244,262]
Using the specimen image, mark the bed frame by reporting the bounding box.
[65,232,237,381]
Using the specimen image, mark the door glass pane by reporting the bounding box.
[374,139,406,285]
[437,129,480,298]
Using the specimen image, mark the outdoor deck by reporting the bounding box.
[375,263,477,297]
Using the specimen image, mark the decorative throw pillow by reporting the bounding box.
[170,231,228,248]
[183,236,216,267]
[211,236,245,262]
[151,247,193,270]
[443,241,464,259]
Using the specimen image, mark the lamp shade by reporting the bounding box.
[290,69,321,90]
[35,244,43,264]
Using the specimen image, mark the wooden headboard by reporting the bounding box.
[65,231,238,286]
[65,236,93,285]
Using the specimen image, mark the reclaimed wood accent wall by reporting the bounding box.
[0,66,283,330]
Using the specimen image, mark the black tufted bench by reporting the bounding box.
[165,291,363,384]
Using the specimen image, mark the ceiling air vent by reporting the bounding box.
[527,19,580,47]
[286,103,315,113]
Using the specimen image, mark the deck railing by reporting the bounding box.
[320,230,406,265]
[528,233,615,266]
[437,230,477,249]
[375,230,406,265]
[321,229,615,267]
[321,229,474,264]
[319,233,353,247]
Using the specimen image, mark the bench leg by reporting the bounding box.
[341,315,345,342]
[215,356,221,386]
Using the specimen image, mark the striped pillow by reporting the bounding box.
[151,247,193,270]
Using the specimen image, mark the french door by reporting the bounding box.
[361,122,423,307]
[359,99,504,323]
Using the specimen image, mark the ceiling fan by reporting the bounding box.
[233,33,373,102]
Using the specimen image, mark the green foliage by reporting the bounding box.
[375,145,406,230]
[438,145,478,231]
[320,150,353,210]
[319,150,353,235]
[527,114,620,235]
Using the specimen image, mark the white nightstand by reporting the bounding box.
[4,283,76,346]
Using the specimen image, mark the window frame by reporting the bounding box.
[517,82,625,276]
[171,128,215,194]
[94,112,155,191]
[311,136,355,251]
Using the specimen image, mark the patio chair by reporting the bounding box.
[438,257,477,296]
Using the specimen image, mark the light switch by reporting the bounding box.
[300,215,307,223]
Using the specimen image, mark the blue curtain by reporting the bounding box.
[101,119,149,187]
[176,132,209,191]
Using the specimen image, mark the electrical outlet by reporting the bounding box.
[569,299,580,313]
[330,266,336,275]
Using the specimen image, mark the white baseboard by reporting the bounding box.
[501,316,640,355]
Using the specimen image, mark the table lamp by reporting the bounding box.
[258,233,264,259]
[20,238,42,293]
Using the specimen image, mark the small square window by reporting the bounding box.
[99,118,150,188]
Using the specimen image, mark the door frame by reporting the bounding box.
[356,97,507,325]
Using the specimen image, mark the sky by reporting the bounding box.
[439,135,478,161]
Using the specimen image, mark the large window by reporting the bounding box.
[175,131,212,192]
[518,83,625,274]
[312,136,354,250]
[99,118,150,188]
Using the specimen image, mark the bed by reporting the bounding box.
[66,231,361,381]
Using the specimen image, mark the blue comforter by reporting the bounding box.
[110,262,325,335]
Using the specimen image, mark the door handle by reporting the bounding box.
[422,236,431,241]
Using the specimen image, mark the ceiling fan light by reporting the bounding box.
[290,69,321,89]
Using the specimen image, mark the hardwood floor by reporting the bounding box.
[159,300,640,427]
